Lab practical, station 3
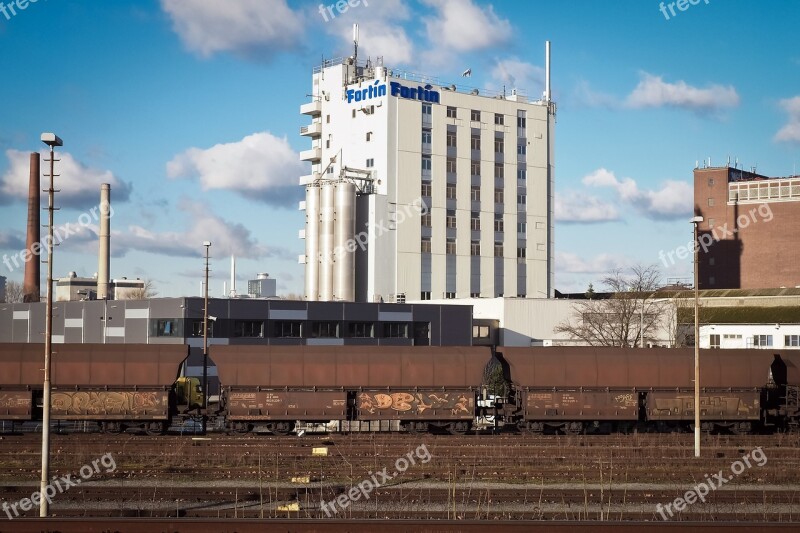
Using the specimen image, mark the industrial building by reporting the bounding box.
[694,165,800,290]
[299,39,555,303]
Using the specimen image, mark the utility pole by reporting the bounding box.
[691,215,704,458]
[202,241,211,433]
[40,132,62,517]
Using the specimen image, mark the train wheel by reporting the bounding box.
[564,422,584,435]
[102,421,123,434]
[269,422,294,436]
[232,422,251,434]
[145,421,167,436]
[447,421,470,435]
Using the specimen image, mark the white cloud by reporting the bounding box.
[422,0,511,53]
[625,72,739,113]
[582,168,692,220]
[0,149,131,208]
[556,251,633,275]
[555,192,619,223]
[322,0,414,66]
[112,199,294,260]
[774,96,800,144]
[491,58,544,97]
[167,131,305,206]
[160,0,304,60]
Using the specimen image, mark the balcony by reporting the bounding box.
[300,122,322,137]
[299,172,320,185]
[300,100,322,116]
[300,147,321,162]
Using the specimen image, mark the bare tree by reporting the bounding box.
[123,279,158,300]
[556,264,673,347]
[3,280,23,303]
[282,292,304,300]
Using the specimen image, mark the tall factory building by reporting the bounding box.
[694,165,800,289]
[299,39,556,303]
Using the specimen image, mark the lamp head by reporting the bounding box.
[40,133,63,147]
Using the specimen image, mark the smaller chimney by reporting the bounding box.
[97,183,111,300]
[230,255,236,297]
[23,153,41,302]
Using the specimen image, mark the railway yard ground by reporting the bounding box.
[0,430,798,530]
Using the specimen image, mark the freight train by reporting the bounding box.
[0,343,797,435]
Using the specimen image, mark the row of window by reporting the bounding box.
[152,318,430,340]
[420,237,527,258]
[428,157,527,180]
[709,334,800,348]
[421,211,526,233]
[445,107,527,129]
[420,181,526,204]
[420,291,524,300]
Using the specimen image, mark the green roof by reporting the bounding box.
[677,306,800,325]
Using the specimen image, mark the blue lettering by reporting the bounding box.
[351,81,439,105]
[346,89,355,103]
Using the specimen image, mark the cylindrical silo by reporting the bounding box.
[333,181,356,301]
[319,181,336,301]
[304,185,320,301]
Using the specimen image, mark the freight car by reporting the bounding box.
[210,345,494,434]
[498,347,800,434]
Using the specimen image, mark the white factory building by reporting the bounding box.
[299,40,555,303]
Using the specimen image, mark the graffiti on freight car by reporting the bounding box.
[614,393,637,407]
[51,391,164,415]
[359,392,472,415]
[0,393,31,409]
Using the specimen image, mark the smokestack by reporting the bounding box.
[545,40,551,102]
[230,255,236,297]
[23,153,41,302]
[97,183,111,300]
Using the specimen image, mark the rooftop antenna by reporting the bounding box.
[545,40,551,102]
[353,23,359,66]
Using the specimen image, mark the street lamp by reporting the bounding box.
[202,241,211,433]
[40,132,62,517]
[691,215,704,458]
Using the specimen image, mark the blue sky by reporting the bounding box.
[1,0,798,297]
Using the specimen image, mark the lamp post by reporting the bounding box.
[40,132,62,517]
[691,215,704,458]
[202,241,211,433]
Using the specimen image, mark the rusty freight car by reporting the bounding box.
[498,347,793,434]
[211,345,492,434]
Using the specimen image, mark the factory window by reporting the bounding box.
[274,321,302,338]
[708,218,715,229]
[384,322,409,338]
[326,115,330,123]
[233,320,264,338]
[471,185,481,201]
[327,166,334,174]
[785,335,800,347]
[517,111,526,128]
[366,158,374,168]
[446,132,457,147]
[471,134,480,150]
[708,276,715,286]
[471,160,480,176]
[494,213,504,232]
[421,156,432,171]
[494,164,505,179]
[494,113,504,125]
[494,242,504,257]
[308,321,339,338]
[366,132,372,142]
[474,325,490,338]
[517,144,526,155]
[326,139,330,149]
[517,169,526,181]
[517,222,527,234]
[709,334,720,349]
[422,129,432,144]
[152,318,182,338]
[707,197,714,207]
[445,292,456,299]
[470,241,480,256]
[447,158,457,173]
[708,178,715,186]
[494,188,504,204]
[189,320,213,338]
[471,212,480,230]
[422,103,432,115]
[420,291,431,300]
[471,109,481,122]
[348,322,374,338]
[421,212,432,227]
[446,185,457,200]
[413,322,431,345]
[447,106,457,118]
[470,292,480,298]
[446,238,456,254]
[517,193,527,205]
[352,109,356,118]
[421,237,432,253]
[752,335,773,347]
[494,138,504,154]
[421,183,432,197]
[517,247,526,258]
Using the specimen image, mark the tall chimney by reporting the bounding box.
[23,153,41,302]
[545,40,551,102]
[230,255,236,297]
[97,183,111,300]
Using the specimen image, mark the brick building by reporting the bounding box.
[694,166,800,289]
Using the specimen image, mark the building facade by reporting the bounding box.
[299,52,555,303]
[694,166,800,289]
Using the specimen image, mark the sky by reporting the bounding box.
[0,0,798,298]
